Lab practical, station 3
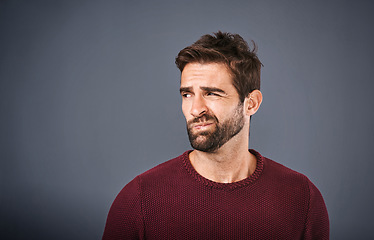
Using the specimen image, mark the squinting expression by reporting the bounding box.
[180,63,245,152]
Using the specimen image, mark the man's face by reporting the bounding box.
[180,63,245,152]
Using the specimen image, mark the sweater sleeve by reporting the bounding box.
[303,180,329,240]
[102,176,144,240]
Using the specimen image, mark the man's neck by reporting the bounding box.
[189,135,257,183]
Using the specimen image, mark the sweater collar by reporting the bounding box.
[182,149,264,190]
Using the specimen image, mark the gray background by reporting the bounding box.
[1,0,373,239]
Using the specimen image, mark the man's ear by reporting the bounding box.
[244,90,262,116]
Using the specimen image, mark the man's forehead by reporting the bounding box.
[182,62,229,73]
[180,62,234,88]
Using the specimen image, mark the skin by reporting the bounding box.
[180,62,262,183]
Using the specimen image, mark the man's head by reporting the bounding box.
[180,63,246,152]
[176,31,262,103]
[176,32,262,152]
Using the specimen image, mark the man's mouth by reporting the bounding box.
[193,122,214,130]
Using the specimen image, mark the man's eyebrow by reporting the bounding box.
[200,87,226,94]
[179,87,192,93]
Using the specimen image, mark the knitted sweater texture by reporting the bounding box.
[103,150,329,239]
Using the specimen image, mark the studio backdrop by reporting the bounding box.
[1,0,374,239]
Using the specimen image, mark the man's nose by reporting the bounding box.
[190,95,207,117]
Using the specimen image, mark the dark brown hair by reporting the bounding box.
[175,31,262,102]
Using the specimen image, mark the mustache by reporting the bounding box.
[187,114,219,125]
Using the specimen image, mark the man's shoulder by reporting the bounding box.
[137,151,190,182]
[260,152,315,189]
[117,151,189,197]
[265,156,306,177]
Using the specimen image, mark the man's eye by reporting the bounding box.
[207,92,219,97]
[182,93,191,98]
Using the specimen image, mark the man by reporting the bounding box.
[103,31,329,239]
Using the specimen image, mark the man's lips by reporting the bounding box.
[192,122,214,130]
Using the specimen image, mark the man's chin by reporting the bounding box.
[190,137,216,152]
[191,144,218,153]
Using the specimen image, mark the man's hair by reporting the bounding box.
[175,31,262,102]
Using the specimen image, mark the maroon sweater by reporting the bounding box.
[103,150,329,239]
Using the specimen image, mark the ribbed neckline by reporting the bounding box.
[182,149,264,191]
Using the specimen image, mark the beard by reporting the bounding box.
[186,102,245,153]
